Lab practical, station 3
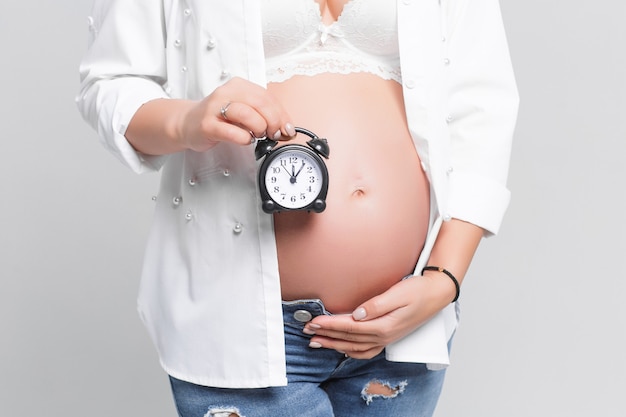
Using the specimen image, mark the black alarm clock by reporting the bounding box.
[254,127,330,213]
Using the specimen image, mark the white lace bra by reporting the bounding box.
[261,0,402,83]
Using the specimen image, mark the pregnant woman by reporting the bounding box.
[77,1,518,416]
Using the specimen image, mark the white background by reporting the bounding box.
[1,1,624,416]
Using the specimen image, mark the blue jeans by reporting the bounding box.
[169,299,446,417]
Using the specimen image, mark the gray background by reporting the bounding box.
[1,0,624,416]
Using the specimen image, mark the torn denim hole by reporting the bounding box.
[361,379,408,405]
[204,407,242,417]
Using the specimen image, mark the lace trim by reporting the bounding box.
[264,26,402,84]
[266,54,402,84]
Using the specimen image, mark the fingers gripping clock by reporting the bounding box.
[254,127,330,213]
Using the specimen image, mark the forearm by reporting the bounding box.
[422,218,484,304]
[125,98,195,156]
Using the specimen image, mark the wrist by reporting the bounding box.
[421,266,460,304]
[169,99,196,152]
[126,98,197,155]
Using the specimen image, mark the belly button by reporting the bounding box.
[351,186,367,197]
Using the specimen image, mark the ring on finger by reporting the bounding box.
[220,102,232,120]
[248,130,258,145]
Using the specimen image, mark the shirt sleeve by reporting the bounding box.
[75,0,170,173]
[444,0,519,235]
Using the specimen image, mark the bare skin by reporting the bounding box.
[268,73,430,313]
[305,219,483,359]
[268,0,430,313]
[318,0,351,24]
[285,0,484,356]
[125,0,485,361]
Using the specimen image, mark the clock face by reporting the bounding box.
[263,147,325,210]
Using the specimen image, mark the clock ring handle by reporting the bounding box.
[254,127,330,160]
[295,127,330,159]
[293,126,317,139]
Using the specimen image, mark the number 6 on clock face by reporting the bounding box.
[255,128,330,213]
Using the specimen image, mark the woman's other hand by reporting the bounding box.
[304,219,483,359]
[304,275,456,359]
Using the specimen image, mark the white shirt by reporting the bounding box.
[77,0,518,388]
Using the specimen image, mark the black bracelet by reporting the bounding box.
[422,266,460,303]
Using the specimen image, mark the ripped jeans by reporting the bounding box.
[169,299,446,417]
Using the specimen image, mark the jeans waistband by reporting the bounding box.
[282,298,333,319]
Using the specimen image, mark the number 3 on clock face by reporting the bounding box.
[255,128,330,213]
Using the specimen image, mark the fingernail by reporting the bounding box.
[309,341,322,349]
[309,323,321,329]
[273,130,282,140]
[285,123,296,137]
[352,307,367,321]
[302,328,316,335]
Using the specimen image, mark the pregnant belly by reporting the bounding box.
[267,73,430,313]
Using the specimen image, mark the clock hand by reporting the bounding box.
[289,164,297,184]
[294,160,306,178]
[282,164,296,184]
[281,164,298,184]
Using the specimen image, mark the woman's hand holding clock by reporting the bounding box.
[177,77,297,151]
[126,77,296,157]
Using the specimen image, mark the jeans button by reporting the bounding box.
[293,310,312,322]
